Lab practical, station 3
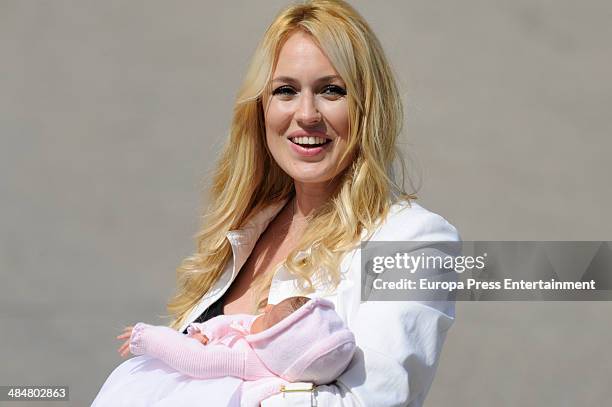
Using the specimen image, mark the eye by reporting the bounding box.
[272,86,296,96]
[271,84,347,98]
[322,85,347,96]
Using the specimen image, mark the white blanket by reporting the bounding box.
[92,355,244,407]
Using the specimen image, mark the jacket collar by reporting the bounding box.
[224,197,291,282]
[178,198,292,333]
[179,195,371,333]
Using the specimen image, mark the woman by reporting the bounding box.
[168,0,460,404]
[96,1,460,406]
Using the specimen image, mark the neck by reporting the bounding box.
[292,179,340,217]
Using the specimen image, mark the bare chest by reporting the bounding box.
[222,215,301,314]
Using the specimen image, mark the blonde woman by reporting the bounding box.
[93,1,460,406]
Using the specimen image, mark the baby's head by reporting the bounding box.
[250,296,310,334]
[245,297,356,385]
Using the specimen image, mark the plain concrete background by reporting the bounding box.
[1,1,610,406]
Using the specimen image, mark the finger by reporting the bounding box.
[119,327,132,335]
[116,332,131,340]
[122,341,131,357]
[117,327,133,338]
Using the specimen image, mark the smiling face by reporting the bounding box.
[262,30,354,186]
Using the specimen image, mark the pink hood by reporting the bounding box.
[242,297,356,385]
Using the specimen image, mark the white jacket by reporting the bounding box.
[177,198,461,407]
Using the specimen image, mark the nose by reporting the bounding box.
[295,90,321,126]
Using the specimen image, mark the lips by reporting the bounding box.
[287,131,331,140]
[286,137,332,157]
[287,130,332,148]
[288,136,332,147]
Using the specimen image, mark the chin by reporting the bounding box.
[289,172,336,185]
[285,164,334,181]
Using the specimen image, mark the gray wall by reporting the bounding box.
[1,1,610,406]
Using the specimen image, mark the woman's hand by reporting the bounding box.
[116,325,134,358]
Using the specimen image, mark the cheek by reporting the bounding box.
[322,101,349,140]
[264,104,291,155]
[327,103,354,172]
[264,101,292,134]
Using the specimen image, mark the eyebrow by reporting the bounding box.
[272,75,343,84]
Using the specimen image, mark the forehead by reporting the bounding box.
[272,300,293,313]
[273,31,338,78]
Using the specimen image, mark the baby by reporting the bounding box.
[185,296,313,347]
[116,296,356,387]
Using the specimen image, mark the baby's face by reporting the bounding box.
[250,301,296,334]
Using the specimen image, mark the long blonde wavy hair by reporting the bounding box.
[166,0,416,330]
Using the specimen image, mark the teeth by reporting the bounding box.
[291,136,328,145]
